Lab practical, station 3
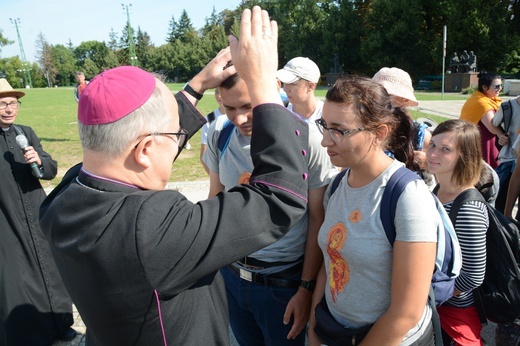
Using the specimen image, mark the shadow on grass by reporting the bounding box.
[40,138,73,142]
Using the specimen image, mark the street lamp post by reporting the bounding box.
[9,18,33,88]
[122,4,138,66]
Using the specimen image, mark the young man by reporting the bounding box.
[39,7,310,345]
[203,71,335,345]
[276,57,323,123]
[0,78,76,344]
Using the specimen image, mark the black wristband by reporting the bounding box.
[183,83,203,100]
[300,279,316,291]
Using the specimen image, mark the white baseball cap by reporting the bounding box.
[276,57,321,84]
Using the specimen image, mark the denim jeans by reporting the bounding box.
[221,266,305,346]
[495,160,516,214]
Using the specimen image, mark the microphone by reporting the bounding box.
[15,134,43,178]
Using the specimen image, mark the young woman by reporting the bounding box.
[459,72,507,168]
[308,76,438,345]
[426,119,489,345]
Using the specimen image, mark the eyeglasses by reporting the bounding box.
[315,118,365,143]
[0,100,21,110]
[134,129,189,156]
[493,84,503,90]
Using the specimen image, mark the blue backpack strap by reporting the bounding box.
[330,169,348,196]
[380,167,421,244]
[217,120,235,158]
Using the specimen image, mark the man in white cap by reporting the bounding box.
[0,79,76,344]
[277,57,323,123]
[40,7,309,345]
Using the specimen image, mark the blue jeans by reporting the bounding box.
[221,266,305,346]
[495,160,516,213]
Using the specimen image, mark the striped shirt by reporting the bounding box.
[443,200,488,308]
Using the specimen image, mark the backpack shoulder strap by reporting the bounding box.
[207,111,216,124]
[501,100,513,133]
[447,188,485,226]
[217,120,235,158]
[330,169,348,196]
[380,167,421,245]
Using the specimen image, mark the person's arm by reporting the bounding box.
[208,171,225,198]
[284,185,326,339]
[481,110,509,146]
[452,202,488,295]
[182,47,236,107]
[360,241,436,345]
[26,126,57,180]
[308,263,326,346]
[505,159,520,218]
[200,144,210,175]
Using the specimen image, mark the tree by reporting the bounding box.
[136,27,153,70]
[51,44,76,86]
[35,32,57,87]
[0,56,23,87]
[0,30,14,56]
[108,28,119,51]
[74,40,110,75]
[166,16,178,44]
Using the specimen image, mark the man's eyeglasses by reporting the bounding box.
[0,100,21,110]
[134,129,189,154]
[493,84,503,90]
[315,118,365,143]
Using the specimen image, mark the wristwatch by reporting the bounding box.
[300,279,316,292]
[183,82,203,100]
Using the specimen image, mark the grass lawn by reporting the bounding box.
[14,85,450,188]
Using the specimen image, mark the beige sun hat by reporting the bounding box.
[372,67,418,107]
[0,79,25,99]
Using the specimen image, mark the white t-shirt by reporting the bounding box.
[319,160,438,344]
[201,108,225,145]
[288,99,324,124]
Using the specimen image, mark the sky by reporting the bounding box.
[1,0,243,63]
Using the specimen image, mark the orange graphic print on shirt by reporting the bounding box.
[327,223,349,302]
[238,172,251,185]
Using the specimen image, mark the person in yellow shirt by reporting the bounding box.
[460,72,508,168]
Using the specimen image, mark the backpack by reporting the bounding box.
[495,100,512,151]
[449,188,520,324]
[217,120,235,159]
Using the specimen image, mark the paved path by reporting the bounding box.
[52,98,509,345]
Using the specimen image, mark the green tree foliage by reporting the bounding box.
[74,40,110,75]
[51,44,76,86]
[4,1,520,87]
[0,30,14,56]
[108,28,119,51]
[0,56,23,87]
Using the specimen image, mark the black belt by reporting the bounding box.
[229,262,301,288]
[236,256,302,269]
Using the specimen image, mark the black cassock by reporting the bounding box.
[0,125,72,345]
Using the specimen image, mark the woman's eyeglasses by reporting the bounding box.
[315,118,365,143]
[493,84,503,91]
